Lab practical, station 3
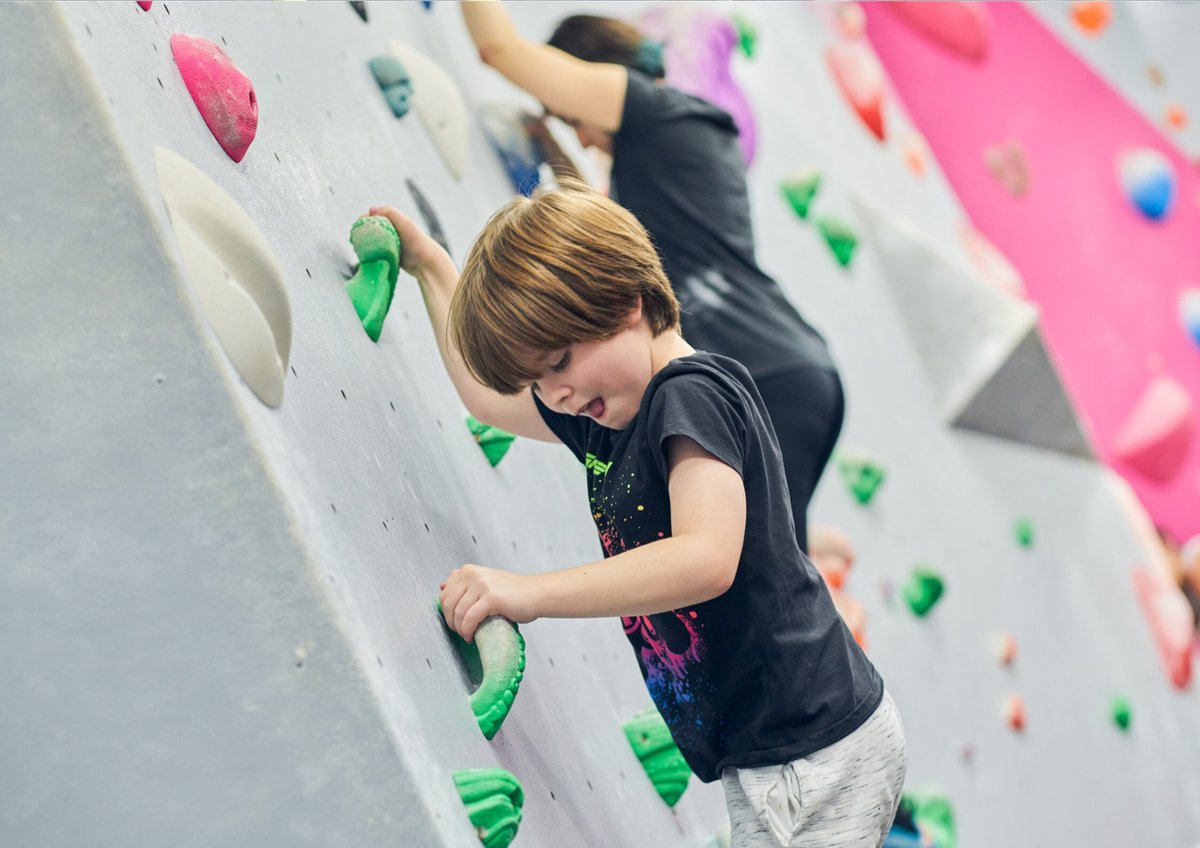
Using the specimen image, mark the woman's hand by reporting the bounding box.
[439,564,540,642]
[364,205,449,278]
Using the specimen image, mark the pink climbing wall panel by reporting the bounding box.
[862,2,1200,541]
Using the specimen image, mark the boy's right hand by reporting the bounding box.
[365,205,448,278]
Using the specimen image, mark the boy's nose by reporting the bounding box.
[542,378,573,412]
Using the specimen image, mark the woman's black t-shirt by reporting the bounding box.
[611,70,836,380]
[533,352,882,782]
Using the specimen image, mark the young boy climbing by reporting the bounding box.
[366,181,906,847]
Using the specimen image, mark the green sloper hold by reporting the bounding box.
[622,706,692,807]
[732,13,758,58]
[1014,517,1035,548]
[437,598,526,740]
[346,216,401,342]
[816,215,858,268]
[780,169,822,220]
[903,566,945,617]
[1111,695,1133,731]
[901,786,957,848]
[467,416,516,467]
[452,768,524,848]
[836,450,885,504]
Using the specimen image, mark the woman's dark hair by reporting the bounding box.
[547,15,665,79]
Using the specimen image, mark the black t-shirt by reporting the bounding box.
[533,352,882,782]
[611,70,836,380]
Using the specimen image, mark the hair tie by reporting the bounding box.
[635,39,666,77]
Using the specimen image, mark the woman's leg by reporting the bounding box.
[752,368,845,554]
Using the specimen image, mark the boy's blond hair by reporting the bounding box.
[451,179,680,395]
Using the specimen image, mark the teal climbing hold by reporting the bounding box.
[467,416,516,467]
[437,598,526,740]
[346,216,401,342]
[452,768,524,848]
[836,449,885,505]
[368,55,413,118]
[780,169,822,220]
[816,215,858,268]
[623,706,692,807]
[732,13,758,58]
[903,566,945,617]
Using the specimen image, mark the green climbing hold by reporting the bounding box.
[816,215,858,268]
[780,169,822,220]
[901,786,957,848]
[622,706,692,807]
[836,449,885,505]
[452,768,524,848]
[437,598,526,740]
[1014,517,1035,548]
[467,416,516,467]
[1111,695,1132,731]
[346,215,401,342]
[368,54,413,117]
[903,566,945,617]
[732,13,758,58]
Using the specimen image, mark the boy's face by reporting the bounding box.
[530,309,651,431]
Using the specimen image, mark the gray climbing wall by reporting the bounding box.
[2,2,1199,848]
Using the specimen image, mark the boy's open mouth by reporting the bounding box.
[580,398,605,419]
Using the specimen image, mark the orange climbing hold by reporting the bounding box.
[1166,103,1187,131]
[1071,1,1112,36]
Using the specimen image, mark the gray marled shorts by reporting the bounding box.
[720,691,908,847]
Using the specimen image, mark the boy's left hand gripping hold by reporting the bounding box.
[436,590,528,741]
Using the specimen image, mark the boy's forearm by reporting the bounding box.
[411,254,494,417]
[529,536,736,620]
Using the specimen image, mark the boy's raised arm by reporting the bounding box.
[367,206,559,444]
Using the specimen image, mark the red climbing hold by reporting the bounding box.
[171,34,258,163]
[826,42,886,142]
[1132,566,1193,690]
[886,2,992,62]
[137,1,152,10]
[1004,694,1026,732]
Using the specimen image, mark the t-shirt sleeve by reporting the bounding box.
[532,390,591,464]
[646,371,746,483]
[618,68,666,143]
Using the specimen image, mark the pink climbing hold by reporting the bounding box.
[137,1,152,10]
[1132,567,1193,690]
[171,34,258,163]
[1112,375,1194,483]
[885,2,992,63]
[826,42,886,141]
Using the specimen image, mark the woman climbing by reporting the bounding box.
[462,2,846,553]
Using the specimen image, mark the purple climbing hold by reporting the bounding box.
[171,34,259,163]
[636,6,757,165]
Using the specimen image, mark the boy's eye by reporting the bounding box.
[551,350,571,372]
